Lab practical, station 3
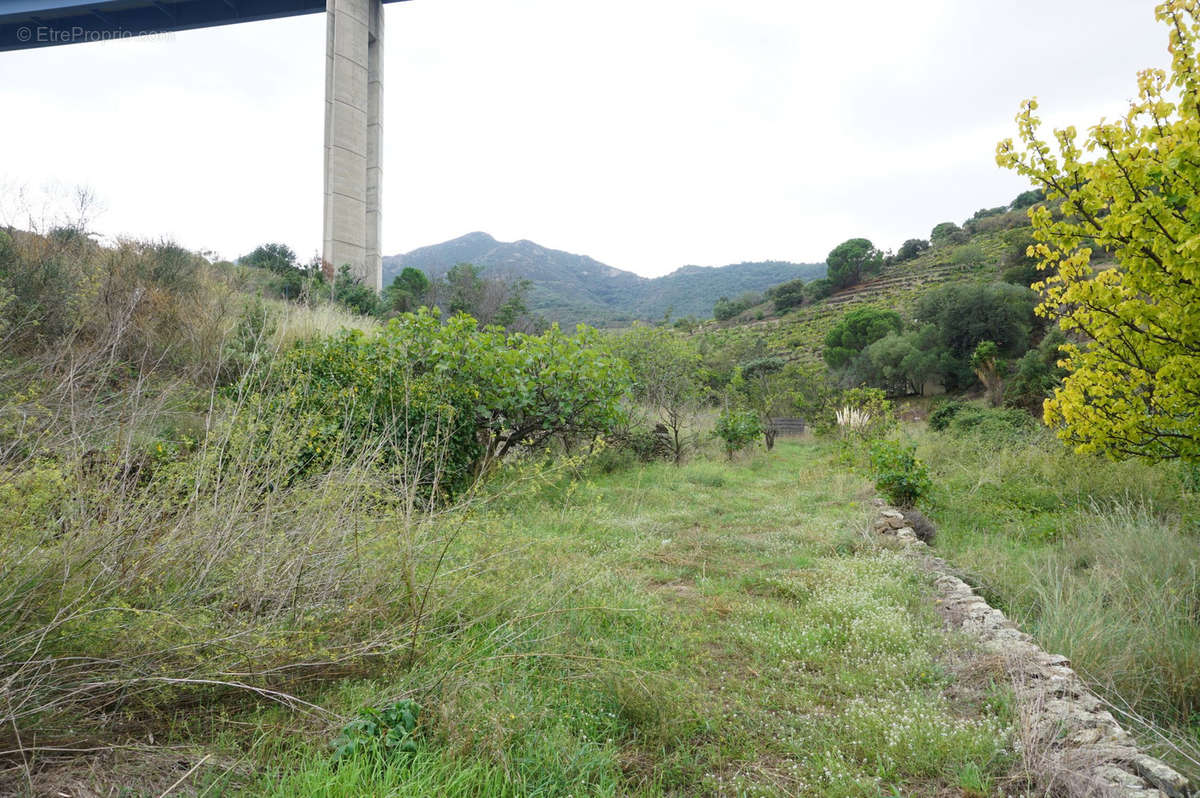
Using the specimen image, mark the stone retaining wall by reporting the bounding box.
[874,507,1193,798]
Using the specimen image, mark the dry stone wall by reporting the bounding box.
[874,507,1193,798]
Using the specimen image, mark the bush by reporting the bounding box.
[767,278,806,311]
[234,310,631,494]
[869,439,932,508]
[0,231,229,380]
[895,239,930,262]
[930,222,963,247]
[712,292,763,321]
[1004,330,1066,412]
[947,405,1038,445]
[831,386,896,441]
[714,406,762,459]
[950,243,987,267]
[928,400,967,431]
[332,264,381,316]
[805,277,835,301]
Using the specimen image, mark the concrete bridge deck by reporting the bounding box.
[2,0,411,292]
[1,0,403,51]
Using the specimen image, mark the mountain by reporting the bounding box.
[382,233,824,325]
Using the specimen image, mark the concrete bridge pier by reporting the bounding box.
[323,0,383,292]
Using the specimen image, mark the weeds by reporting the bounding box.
[917,423,1200,777]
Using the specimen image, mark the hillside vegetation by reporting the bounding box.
[383,232,824,325]
[694,212,1026,367]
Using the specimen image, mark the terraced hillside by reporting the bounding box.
[693,226,1015,365]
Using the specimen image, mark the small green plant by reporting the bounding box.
[869,439,932,508]
[714,406,762,459]
[332,700,421,763]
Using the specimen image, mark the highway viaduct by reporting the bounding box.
[0,0,408,291]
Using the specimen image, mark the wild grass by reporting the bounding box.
[0,428,1017,795]
[195,443,1014,798]
[913,419,1200,777]
[266,297,378,351]
[1,233,1018,795]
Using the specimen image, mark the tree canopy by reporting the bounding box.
[614,324,704,463]
[896,239,930,262]
[385,267,431,313]
[915,282,1036,359]
[997,0,1200,462]
[766,278,806,311]
[826,238,883,289]
[823,307,903,369]
[241,242,297,275]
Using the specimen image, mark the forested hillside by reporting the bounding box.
[383,232,823,324]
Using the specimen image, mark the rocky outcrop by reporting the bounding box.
[874,506,1193,798]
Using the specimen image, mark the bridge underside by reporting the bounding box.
[2,0,404,291]
[0,1,336,50]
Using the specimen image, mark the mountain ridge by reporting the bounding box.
[382,233,825,324]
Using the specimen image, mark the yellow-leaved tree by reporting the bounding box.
[996,0,1200,463]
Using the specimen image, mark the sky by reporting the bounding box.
[0,0,1169,277]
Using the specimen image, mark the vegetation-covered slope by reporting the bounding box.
[692,214,1026,368]
[383,232,823,324]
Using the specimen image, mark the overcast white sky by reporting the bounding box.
[0,0,1168,277]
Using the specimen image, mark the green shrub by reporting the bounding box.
[896,238,930,262]
[806,277,835,301]
[230,309,631,494]
[712,292,762,321]
[714,406,762,459]
[332,264,381,316]
[948,405,1038,444]
[0,461,70,543]
[928,400,967,431]
[869,439,932,508]
[767,278,806,311]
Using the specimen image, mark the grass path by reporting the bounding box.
[234,441,1014,797]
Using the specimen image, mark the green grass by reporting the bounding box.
[911,417,1200,777]
[214,442,1012,797]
